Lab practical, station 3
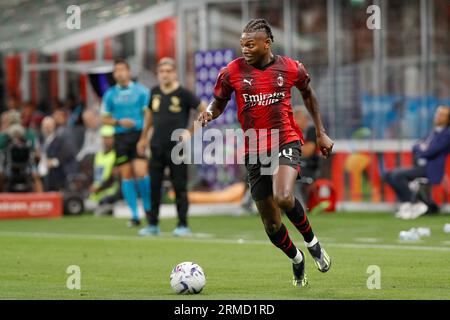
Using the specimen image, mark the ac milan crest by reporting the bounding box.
[277,74,284,87]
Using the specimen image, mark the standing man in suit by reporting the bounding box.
[38,116,77,191]
[384,105,450,219]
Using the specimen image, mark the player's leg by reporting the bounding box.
[133,158,151,215]
[273,161,331,273]
[129,131,151,216]
[246,157,307,287]
[168,156,190,236]
[139,147,165,235]
[255,195,307,287]
[273,164,314,242]
[118,162,140,226]
[115,133,140,227]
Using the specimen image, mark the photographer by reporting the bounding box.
[0,123,43,193]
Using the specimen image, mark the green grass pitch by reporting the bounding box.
[0,211,449,299]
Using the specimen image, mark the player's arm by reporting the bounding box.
[197,65,233,127]
[197,98,228,127]
[198,65,233,126]
[137,108,153,156]
[299,84,334,159]
[101,93,135,128]
[102,114,135,128]
[102,114,117,126]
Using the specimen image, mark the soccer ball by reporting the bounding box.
[170,262,206,294]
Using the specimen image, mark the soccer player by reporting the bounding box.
[137,57,205,236]
[102,59,151,227]
[198,19,334,287]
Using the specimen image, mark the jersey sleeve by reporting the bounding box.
[213,67,234,101]
[101,90,113,116]
[294,61,311,91]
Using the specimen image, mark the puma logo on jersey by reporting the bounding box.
[243,79,253,86]
[279,148,293,161]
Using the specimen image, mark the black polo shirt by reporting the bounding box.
[148,85,201,149]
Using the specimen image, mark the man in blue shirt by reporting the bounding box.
[101,59,151,227]
[385,105,450,219]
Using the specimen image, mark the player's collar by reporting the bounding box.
[116,81,135,89]
[248,55,278,71]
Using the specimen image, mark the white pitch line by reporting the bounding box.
[0,231,449,252]
[354,237,381,243]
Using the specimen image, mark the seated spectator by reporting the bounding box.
[22,101,44,131]
[0,124,43,192]
[52,108,70,138]
[38,116,77,191]
[293,106,320,207]
[5,96,22,112]
[86,125,120,216]
[0,110,39,156]
[76,109,102,185]
[384,105,450,219]
[76,109,101,162]
[64,96,84,126]
[49,98,63,114]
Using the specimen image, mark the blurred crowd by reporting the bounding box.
[0,96,118,214]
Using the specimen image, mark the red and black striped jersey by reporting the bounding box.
[213,55,310,154]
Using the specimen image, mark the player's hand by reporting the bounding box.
[118,119,136,128]
[197,111,213,127]
[317,132,334,159]
[136,138,147,156]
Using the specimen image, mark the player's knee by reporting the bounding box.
[264,220,281,235]
[273,190,294,209]
[134,168,148,178]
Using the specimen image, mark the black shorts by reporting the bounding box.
[245,140,302,201]
[114,131,145,166]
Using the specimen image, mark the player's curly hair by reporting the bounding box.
[243,19,274,43]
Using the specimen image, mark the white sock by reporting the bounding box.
[292,249,303,264]
[305,236,318,248]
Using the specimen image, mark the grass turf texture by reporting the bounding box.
[0,212,449,299]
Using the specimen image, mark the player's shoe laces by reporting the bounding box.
[306,238,331,273]
[127,219,141,228]
[172,226,192,237]
[138,225,160,236]
[292,251,308,287]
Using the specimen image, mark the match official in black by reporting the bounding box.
[137,57,205,237]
